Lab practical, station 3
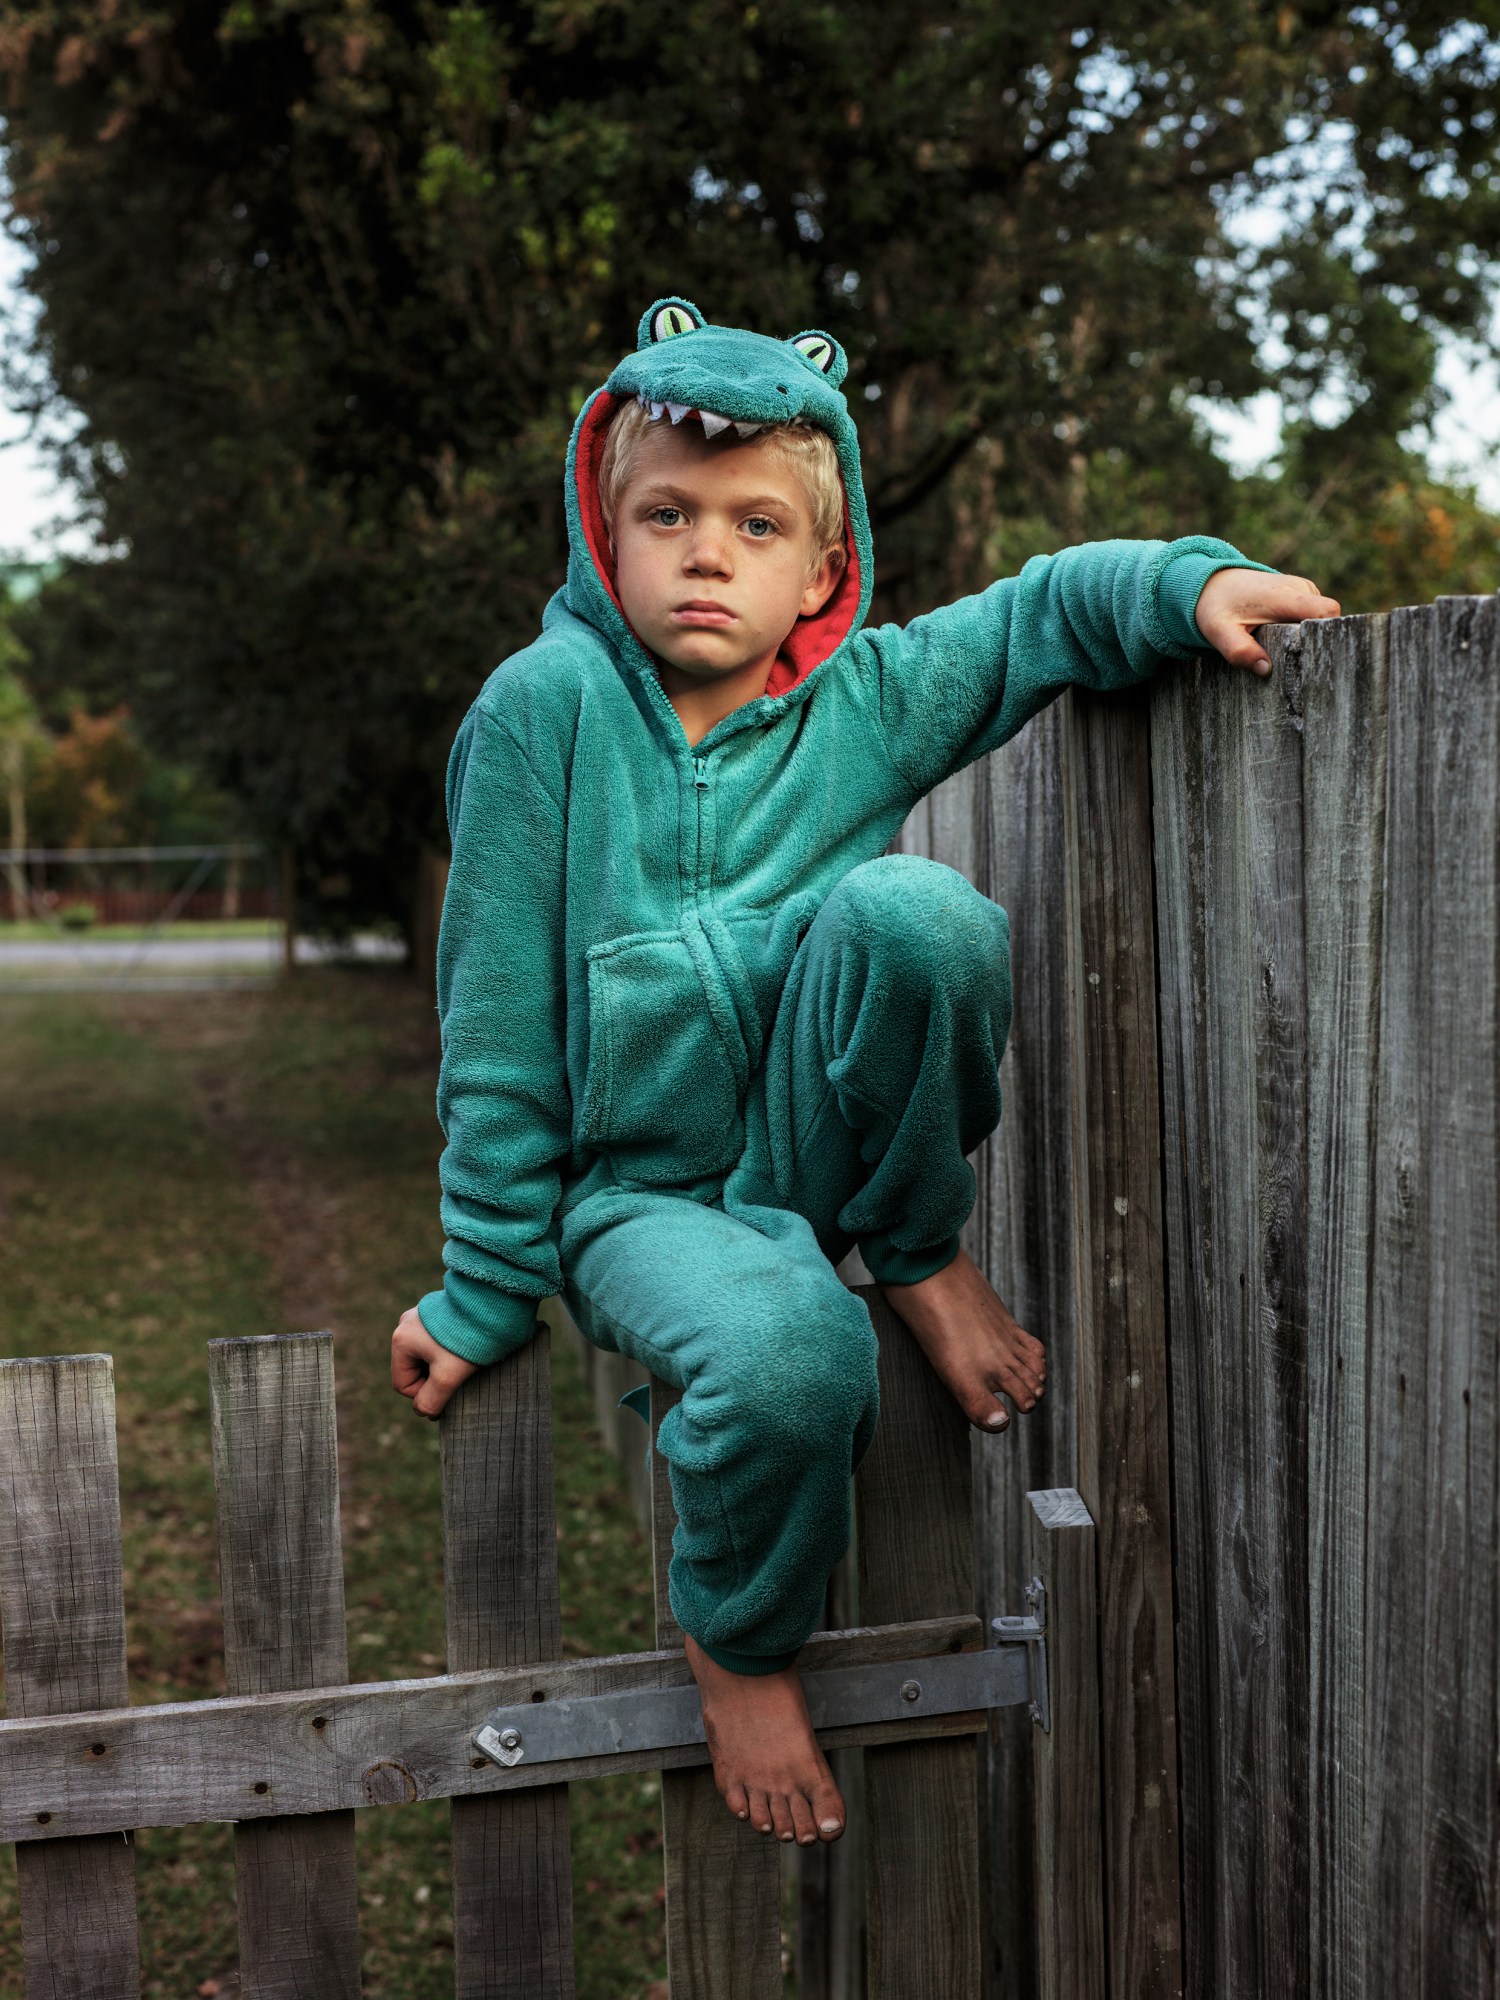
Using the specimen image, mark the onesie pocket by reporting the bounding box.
[578,928,744,1182]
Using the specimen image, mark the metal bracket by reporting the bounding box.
[474,1580,1053,1772]
[991,1574,1049,1733]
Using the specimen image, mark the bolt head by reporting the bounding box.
[900,1680,921,1703]
[497,1728,522,1751]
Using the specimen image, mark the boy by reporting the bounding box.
[391,297,1339,1849]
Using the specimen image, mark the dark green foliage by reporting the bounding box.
[2,3,1497,927]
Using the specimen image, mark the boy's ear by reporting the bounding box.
[638,297,707,349]
[788,329,848,390]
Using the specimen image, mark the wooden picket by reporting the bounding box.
[0,1317,1101,1998]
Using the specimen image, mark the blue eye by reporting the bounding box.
[654,507,682,526]
[745,517,775,537]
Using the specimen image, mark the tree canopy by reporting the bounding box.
[3,1,1497,928]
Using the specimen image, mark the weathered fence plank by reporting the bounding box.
[1365,595,1500,1997]
[1026,1489,1103,2000]
[649,1379,784,2000]
[0,1616,981,1842]
[1067,690,1182,2000]
[0,1354,141,2000]
[209,1333,362,1999]
[1152,637,1312,2000]
[442,1325,575,2000]
[854,1286,982,2000]
[1299,612,1389,1999]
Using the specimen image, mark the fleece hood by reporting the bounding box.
[563,296,874,701]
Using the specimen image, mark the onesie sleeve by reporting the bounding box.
[851,535,1276,798]
[416,700,571,1368]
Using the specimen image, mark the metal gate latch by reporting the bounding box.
[474,1578,1052,1772]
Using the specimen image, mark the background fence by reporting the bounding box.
[903,593,1500,1999]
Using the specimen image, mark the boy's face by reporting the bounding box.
[611,421,841,684]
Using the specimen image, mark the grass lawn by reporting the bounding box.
[0,971,673,1999]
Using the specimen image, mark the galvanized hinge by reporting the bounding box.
[991,1574,1049,1733]
[474,1581,1052,1773]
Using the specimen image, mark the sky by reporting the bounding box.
[3,212,1499,564]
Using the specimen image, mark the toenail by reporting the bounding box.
[780,1831,794,1842]
[985,1412,1006,1428]
[800,1833,816,1844]
[820,1819,842,1833]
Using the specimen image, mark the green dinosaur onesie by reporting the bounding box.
[417,295,1271,1671]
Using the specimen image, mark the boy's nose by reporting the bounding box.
[685,534,732,577]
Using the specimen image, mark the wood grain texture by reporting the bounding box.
[649,1378,784,2000]
[795,1524,867,2000]
[208,1334,361,1999]
[1026,1489,1103,2000]
[1151,640,1311,1999]
[0,1618,983,1844]
[898,707,1084,2000]
[853,1285,981,2000]
[0,1354,141,2000]
[1069,689,1182,2000]
[1299,613,1389,1999]
[1364,596,1499,1997]
[442,1325,574,2000]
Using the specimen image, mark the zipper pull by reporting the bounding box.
[693,756,709,788]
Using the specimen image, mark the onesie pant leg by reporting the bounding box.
[559,1188,880,1673]
[560,853,1012,1674]
[725,850,1013,1285]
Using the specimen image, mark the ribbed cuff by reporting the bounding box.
[858,1230,961,1288]
[1152,539,1281,657]
[696,1639,802,1676]
[416,1269,545,1367]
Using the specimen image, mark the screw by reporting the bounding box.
[1029,1701,1043,1725]
[900,1680,921,1704]
[498,1727,522,1751]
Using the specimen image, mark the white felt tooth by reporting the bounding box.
[666,402,689,424]
[649,401,665,420]
[734,421,763,438]
[637,391,649,409]
[700,411,731,438]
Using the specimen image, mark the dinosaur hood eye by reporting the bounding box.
[638,296,708,348]
[789,330,847,388]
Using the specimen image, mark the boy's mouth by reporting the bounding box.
[671,600,738,627]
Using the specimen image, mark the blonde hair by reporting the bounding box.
[598,399,846,573]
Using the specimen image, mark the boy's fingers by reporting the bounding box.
[1211,627,1274,675]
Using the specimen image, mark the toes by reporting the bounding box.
[748,1787,773,1836]
[967,1389,1009,1432]
[724,1781,750,1822]
[769,1792,797,1843]
[811,1775,846,1841]
[789,1791,819,1846]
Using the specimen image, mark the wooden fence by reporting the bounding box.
[887,592,1498,1999]
[0,1295,1104,1998]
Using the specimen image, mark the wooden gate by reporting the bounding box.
[0,1289,1102,1998]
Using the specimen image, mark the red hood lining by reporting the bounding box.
[574,391,862,700]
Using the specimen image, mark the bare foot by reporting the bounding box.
[683,1634,846,1845]
[879,1245,1046,1432]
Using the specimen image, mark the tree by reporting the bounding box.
[2,1,1497,930]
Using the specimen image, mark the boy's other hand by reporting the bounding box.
[1195,568,1341,677]
[391,1306,478,1419]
